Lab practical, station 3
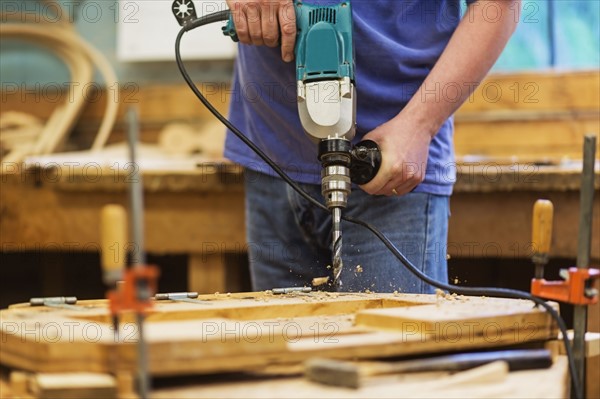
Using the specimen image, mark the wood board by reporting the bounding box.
[1,292,557,377]
[150,357,570,399]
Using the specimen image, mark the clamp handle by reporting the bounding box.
[100,204,127,286]
[532,199,554,257]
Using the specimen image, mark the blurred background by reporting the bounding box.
[1,0,599,318]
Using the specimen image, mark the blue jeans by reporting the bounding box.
[244,169,450,294]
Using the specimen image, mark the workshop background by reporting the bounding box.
[0,0,599,398]
[2,0,598,303]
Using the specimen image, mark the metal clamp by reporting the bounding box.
[29,296,81,310]
[272,287,312,295]
[154,292,212,305]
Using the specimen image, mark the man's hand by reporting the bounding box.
[360,113,433,197]
[226,0,296,62]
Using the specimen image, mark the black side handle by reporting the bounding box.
[350,140,381,185]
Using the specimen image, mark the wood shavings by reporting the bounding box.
[312,276,329,287]
[435,289,458,302]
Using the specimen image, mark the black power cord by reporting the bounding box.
[174,13,582,399]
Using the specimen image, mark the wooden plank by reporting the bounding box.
[556,332,600,358]
[454,120,599,159]
[448,191,600,260]
[31,373,116,399]
[355,297,555,343]
[0,169,246,253]
[150,356,569,399]
[457,71,599,112]
[0,293,556,377]
[454,71,600,159]
[0,84,229,126]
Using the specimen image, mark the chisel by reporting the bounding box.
[305,349,553,389]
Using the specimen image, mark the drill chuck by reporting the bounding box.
[322,165,351,208]
[318,139,352,209]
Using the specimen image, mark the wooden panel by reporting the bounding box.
[0,292,556,377]
[454,119,599,159]
[188,253,227,294]
[2,71,598,159]
[0,84,229,124]
[448,191,600,260]
[454,71,600,159]
[458,71,600,112]
[0,170,245,253]
[2,164,597,258]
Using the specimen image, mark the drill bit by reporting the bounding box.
[332,207,343,285]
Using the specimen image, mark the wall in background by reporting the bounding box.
[492,0,600,70]
[0,0,233,87]
[1,0,599,88]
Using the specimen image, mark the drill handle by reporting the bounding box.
[350,140,381,185]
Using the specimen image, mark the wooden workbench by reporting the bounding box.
[0,291,569,398]
[1,157,598,294]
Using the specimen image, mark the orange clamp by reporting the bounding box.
[108,265,160,315]
[531,267,600,305]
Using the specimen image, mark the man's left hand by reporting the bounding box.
[359,113,433,197]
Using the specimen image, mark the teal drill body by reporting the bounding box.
[294,1,354,84]
[223,1,355,85]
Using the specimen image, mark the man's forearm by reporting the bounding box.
[402,0,521,137]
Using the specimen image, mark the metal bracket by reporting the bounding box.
[154,292,213,305]
[29,296,81,310]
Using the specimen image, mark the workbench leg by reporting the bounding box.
[188,253,226,294]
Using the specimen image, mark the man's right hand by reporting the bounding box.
[226,0,296,62]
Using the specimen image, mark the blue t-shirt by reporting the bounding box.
[225,0,474,195]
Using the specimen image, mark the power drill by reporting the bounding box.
[173,0,381,285]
